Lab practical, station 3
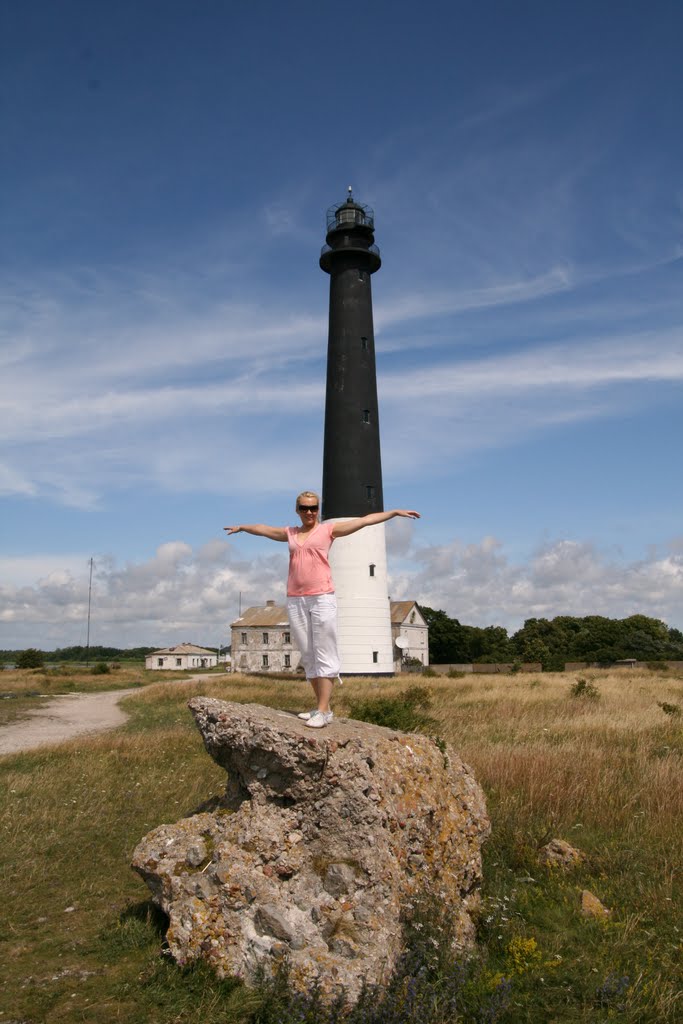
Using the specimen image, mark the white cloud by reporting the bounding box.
[374,265,573,332]
[1,534,681,650]
[0,462,37,497]
[381,328,683,401]
[0,541,289,649]
[389,535,683,632]
[2,251,682,509]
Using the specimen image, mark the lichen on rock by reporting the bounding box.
[131,698,489,1003]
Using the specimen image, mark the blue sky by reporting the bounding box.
[1,0,682,649]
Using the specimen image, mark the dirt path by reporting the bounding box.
[0,673,232,756]
[0,688,141,755]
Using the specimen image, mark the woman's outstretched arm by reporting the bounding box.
[223,524,288,542]
[331,509,420,539]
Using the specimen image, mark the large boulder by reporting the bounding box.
[132,698,489,1002]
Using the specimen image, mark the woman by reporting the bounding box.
[224,492,420,728]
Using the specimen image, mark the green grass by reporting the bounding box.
[1,669,682,1021]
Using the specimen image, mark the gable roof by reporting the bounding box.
[151,643,216,656]
[390,601,427,627]
[231,603,289,627]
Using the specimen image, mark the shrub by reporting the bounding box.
[594,973,631,1012]
[92,662,111,674]
[570,677,600,700]
[16,648,45,669]
[347,686,436,733]
[657,701,681,718]
[447,668,467,679]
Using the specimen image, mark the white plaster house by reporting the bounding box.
[231,601,299,674]
[390,601,429,672]
[145,643,218,670]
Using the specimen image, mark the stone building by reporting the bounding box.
[145,643,218,670]
[231,601,298,674]
[231,599,428,675]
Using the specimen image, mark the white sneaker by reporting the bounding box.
[297,709,317,721]
[305,710,334,729]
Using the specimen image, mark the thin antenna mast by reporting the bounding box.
[86,557,94,666]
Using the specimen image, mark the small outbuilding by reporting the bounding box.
[145,643,218,671]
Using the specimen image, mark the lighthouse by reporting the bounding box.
[320,190,393,674]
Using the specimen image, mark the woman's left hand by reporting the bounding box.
[394,510,421,519]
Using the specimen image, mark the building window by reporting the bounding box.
[157,658,163,667]
[262,632,269,644]
[262,654,269,668]
[369,563,375,577]
[372,651,379,663]
[176,658,182,667]
[410,612,416,623]
[284,631,290,644]
[241,632,247,645]
[361,336,368,350]
[284,654,291,668]
[365,485,375,500]
[363,409,370,423]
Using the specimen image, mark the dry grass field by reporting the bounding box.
[1,666,681,1022]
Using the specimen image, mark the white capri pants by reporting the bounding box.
[286,593,341,680]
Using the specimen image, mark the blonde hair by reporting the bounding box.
[295,490,319,510]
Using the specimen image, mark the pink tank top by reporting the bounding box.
[286,522,336,596]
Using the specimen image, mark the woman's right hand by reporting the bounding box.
[223,526,241,535]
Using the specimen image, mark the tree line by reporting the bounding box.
[1,645,157,666]
[418,608,683,670]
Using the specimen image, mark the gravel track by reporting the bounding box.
[0,673,234,755]
[0,688,141,755]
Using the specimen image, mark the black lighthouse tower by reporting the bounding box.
[319,190,393,674]
[320,190,383,519]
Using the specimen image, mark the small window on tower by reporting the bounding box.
[361,336,368,351]
[372,651,379,663]
[369,564,375,577]
[358,270,366,282]
[365,485,375,500]
[241,632,247,645]
[363,409,370,423]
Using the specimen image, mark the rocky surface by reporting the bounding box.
[581,889,610,918]
[132,698,489,1002]
[539,838,585,870]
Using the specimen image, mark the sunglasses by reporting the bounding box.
[298,504,319,513]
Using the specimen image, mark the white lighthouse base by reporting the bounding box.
[328,520,394,675]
